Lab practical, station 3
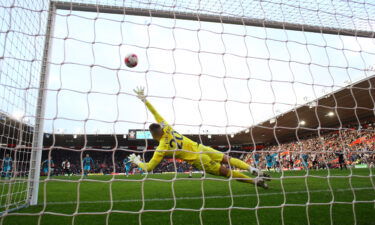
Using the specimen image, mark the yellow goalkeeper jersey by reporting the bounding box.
[138,100,200,171]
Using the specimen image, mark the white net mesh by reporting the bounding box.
[0,0,49,215]
[58,0,375,33]
[0,0,374,224]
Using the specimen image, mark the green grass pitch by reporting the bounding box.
[2,168,374,225]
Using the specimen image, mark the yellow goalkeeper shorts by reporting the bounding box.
[198,144,224,163]
[191,153,221,176]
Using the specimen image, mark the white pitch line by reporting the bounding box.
[39,187,374,206]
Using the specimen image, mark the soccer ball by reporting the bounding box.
[124,54,138,68]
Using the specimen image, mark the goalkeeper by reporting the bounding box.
[129,87,270,189]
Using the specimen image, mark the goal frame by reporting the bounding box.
[24,0,374,207]
[27,2,57,206]
[54,1,374,38]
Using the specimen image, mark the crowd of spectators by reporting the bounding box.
[153,159,194,173]
[41,155,196,176]
[245,121,375,170]
[2,121,374,177]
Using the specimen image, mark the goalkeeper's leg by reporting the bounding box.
[221,166,268,189]
[192,155,268,189]
[200,145,270,179]
[222,155,270,179]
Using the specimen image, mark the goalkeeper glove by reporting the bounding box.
[133,86,146,102]
[128,153,142,166]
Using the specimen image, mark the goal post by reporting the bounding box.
[27,1,57,206]
[0,0,50,215]
[0,0,374,224]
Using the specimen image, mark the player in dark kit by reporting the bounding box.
[62,159,71,176]
[312,154,319,170]
[336,152,347,170]
[289,156,294,169]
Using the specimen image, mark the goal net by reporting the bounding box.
[0,0,49,215]
[0,0,374,224]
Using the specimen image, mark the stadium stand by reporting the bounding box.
[1,76,374,175]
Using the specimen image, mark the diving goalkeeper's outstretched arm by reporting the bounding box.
[128,151,164,172]
[129,86,168,172]
[133,86,168,126]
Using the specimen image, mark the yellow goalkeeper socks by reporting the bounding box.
[229,157,250,170]
[227,170,254,184]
